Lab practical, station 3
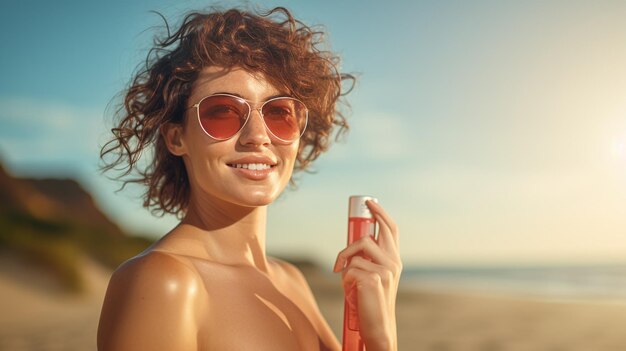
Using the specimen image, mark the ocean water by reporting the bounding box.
[400,264,626,302]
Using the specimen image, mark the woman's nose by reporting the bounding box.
[238,109,271,146]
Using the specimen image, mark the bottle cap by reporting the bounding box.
[348,195,378,218]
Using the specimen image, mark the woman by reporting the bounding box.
[98,6,401,351]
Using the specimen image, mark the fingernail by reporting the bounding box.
[332,258,343,272]
[333,263,342,273]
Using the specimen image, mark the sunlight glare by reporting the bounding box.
[612,137,626,161]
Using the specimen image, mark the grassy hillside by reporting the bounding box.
[0,163,154,293]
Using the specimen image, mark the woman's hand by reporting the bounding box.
[333,200,402,351]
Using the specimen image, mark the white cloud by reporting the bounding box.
[0,96,108,166]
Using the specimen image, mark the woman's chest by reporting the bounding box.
[194,267,324,350]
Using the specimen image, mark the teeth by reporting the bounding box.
[232,163,272,170]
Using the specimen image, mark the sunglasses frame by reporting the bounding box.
[190,93,309,143]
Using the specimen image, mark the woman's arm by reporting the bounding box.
[97,252,203,351]
[333,200,402,351]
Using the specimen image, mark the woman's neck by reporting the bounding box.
[176,193,271,273]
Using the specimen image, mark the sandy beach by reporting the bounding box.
[306,265,626,351]
[0,254,109,351]
[2,256,626,351]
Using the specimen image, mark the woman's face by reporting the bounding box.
[166,66,300,208]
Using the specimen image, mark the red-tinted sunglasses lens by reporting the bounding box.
[261,98,307,141]
[197,95,248,140]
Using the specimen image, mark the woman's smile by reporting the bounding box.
[226,154,279,181]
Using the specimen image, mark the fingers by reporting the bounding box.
[333,235,392,272]
[341,264,389,338]
[366,200,399,248]
[334,200,402,274]
[342,256,398,291]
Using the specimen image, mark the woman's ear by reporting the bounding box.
[161,122,187,156]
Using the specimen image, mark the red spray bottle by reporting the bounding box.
[342,195,377,351]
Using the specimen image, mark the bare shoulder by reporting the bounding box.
[109,250,202,301]
[98,251,205,351]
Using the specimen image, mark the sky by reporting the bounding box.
[1,0,625,268]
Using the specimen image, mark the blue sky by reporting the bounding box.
[1,0,626,268]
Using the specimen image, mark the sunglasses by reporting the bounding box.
[189,93,308,143]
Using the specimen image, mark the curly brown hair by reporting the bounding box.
[100,6,354,217]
